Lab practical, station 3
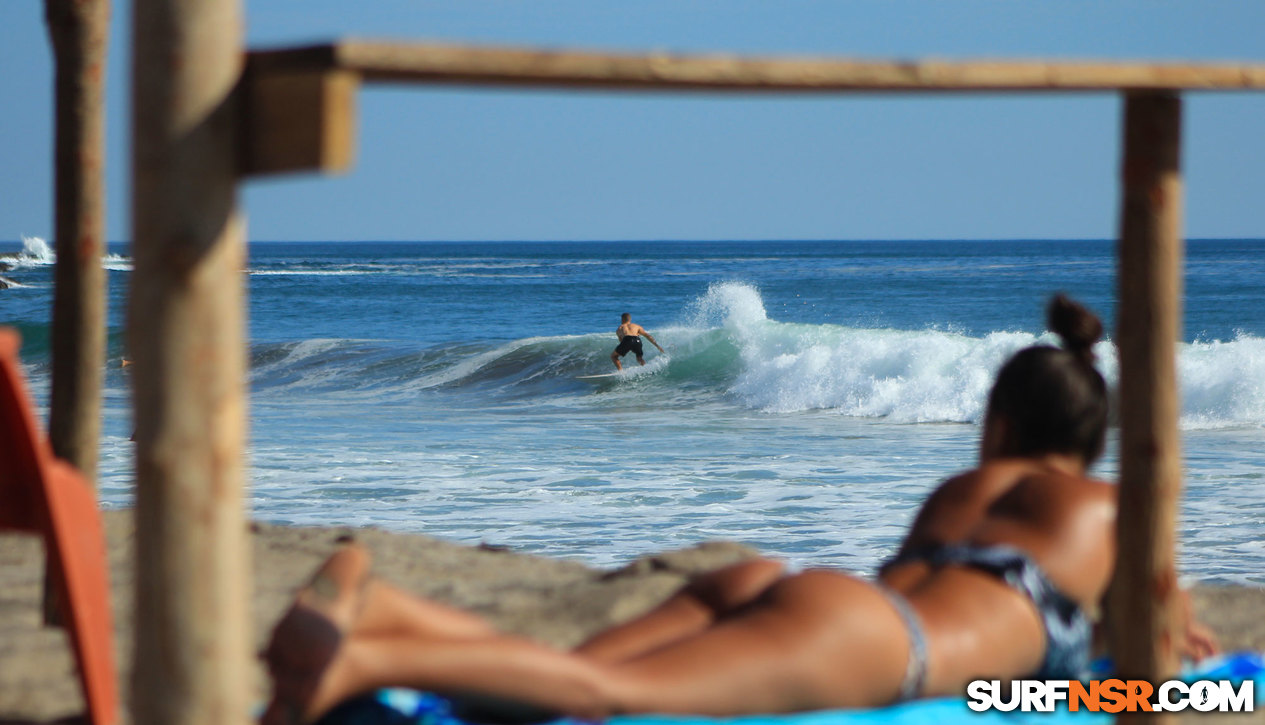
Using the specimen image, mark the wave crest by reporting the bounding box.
[244,282,1265,430]
[6,235,131,271]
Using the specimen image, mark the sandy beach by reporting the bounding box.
[0,510,1261,724]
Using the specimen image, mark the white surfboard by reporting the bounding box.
[576,372,623,380]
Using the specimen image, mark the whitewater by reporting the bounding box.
[3,237,1264,583]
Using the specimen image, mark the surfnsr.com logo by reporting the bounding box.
[967,679,1255,713]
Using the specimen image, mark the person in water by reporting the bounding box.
[611,313,664,370]
[263,295,1213,724]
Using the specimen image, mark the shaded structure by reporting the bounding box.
[129,12,1265,725]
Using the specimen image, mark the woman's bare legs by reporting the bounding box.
[262,545,500,725]
[351,579,498,639]
[264,549,909,723]
[277,547,785,663]
[575,558,786,662]
[262,546,370,725]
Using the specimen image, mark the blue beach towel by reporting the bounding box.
[314,653,1265,725]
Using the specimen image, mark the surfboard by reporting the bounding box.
[576,372,623,380]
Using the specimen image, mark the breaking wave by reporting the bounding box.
[247,282,1265,430]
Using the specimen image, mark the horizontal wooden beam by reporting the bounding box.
[239,68,357,177]
[249,41,1265,93]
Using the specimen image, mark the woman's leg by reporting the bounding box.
[599,570,912,713]
[353,579,499,639]
[286,547,784,661]
[262,545,499,725]
[267,545,499,644]
[575,557,786,662]
[267,565,911,723]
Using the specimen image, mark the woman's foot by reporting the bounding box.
[262,544,371,724]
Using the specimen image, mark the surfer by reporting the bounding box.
[610,312,664,370]
[262,295,1216,723]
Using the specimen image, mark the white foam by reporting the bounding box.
[730,324,1032,421]
[614,353,672,378]
[405,338,538,390]
[1177,335,1265,429]
[11,235,55,267]
[250,338,350,387]
[9,235,132,271]
[250,269,373,276]
[681,281,770,329]
[674,283,1265,429]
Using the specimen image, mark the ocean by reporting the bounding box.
[3,236,1263,584]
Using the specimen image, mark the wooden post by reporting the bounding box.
[130,0,251,721]
[42,0,110,627]
[44,0,109,486]
[1109,92,1183,723]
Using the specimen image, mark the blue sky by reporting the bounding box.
[3,1,1265,242]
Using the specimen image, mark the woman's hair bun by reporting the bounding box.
[1047,293,1103,362]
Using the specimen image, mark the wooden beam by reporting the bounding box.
[249,41,1265,93]
[1109,92,1183,725]
[240,68,357,177]
[131,0,251,721]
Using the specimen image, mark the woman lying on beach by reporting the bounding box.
[263,295,1211,725]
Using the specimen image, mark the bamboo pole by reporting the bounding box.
[1109,92,1184,724]
[42,0,110,628]
[130,0,251,720]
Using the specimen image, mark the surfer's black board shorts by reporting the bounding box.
[615,336,644,357]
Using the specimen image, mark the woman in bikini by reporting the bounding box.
[263,295,1210,724]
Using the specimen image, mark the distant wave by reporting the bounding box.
[244,257,730,279]
[9,235,55,267]
[251,269,377,277]
[245,282,1265,430]
[6,235,131,271]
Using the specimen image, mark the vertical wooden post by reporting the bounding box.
[45,0,109,485]
[1109,92,1183,724]
[130,0,251,721]
[42,0,110,627]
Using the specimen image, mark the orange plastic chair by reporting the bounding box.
[0,327,117,725]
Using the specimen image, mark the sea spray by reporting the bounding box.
[16,235,55,266]
[9,234,130,270]
[681,281,769,329]
[1178,335,1265,429]
[730,326,1031,420]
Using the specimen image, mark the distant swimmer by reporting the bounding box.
[610,312,664,370]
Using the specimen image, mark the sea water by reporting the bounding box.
[3,236,1264,584]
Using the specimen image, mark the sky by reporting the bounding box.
[2,1,1265,242]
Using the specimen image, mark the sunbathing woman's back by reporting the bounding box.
[888,459,1116,599]
[880,459,1116,696]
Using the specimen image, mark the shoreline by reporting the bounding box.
[1,511,1261,723]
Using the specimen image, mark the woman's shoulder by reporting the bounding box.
[974,459,1114,493]
[955,461,1116,531]
[908,462,1114,545]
